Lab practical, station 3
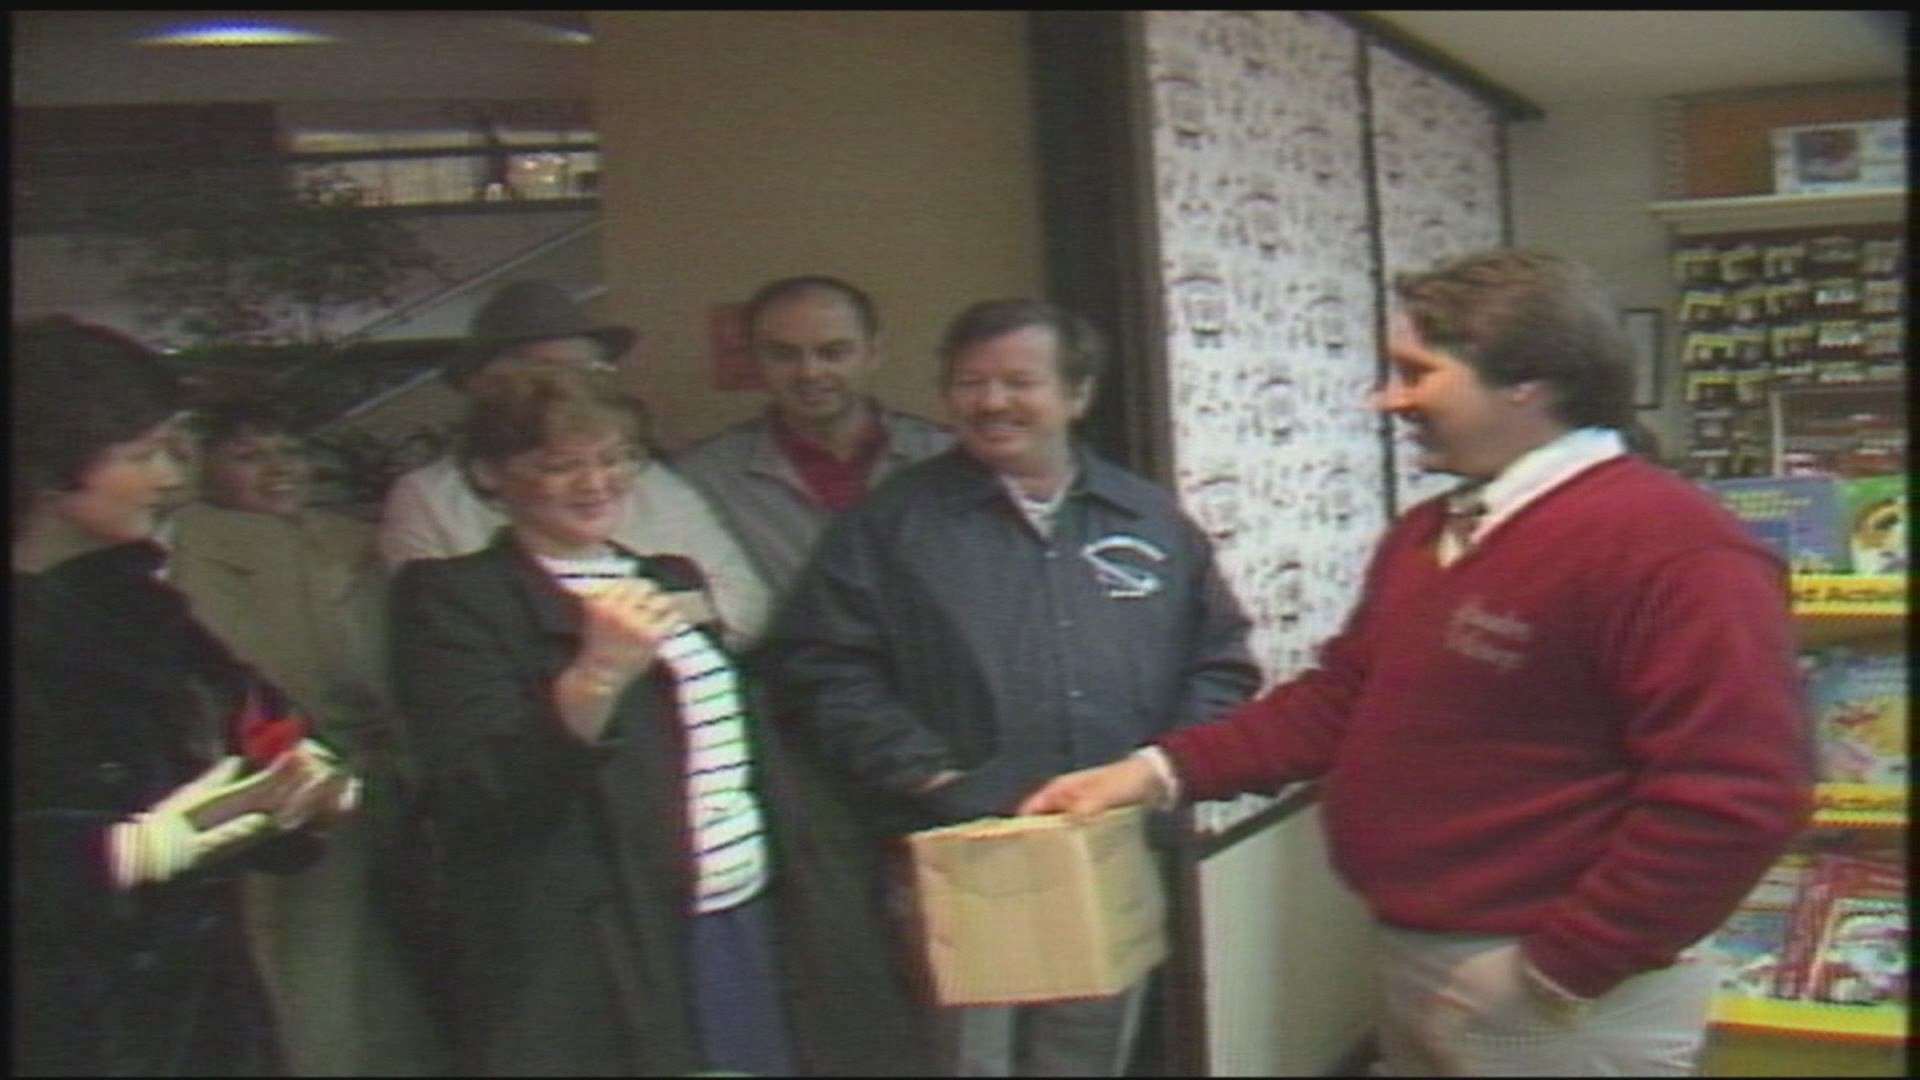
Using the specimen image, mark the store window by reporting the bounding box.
[14,98,599,233]
[282,99,599,207]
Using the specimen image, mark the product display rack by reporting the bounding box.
[1698,574,1909,1077]
[1649,189,1906,482]
[1650,181,1909,1070]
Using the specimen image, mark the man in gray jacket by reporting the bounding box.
[769,298,1259,1077]
[670,276,950,605]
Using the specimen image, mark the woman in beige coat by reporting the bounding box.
[166,398,449,1076]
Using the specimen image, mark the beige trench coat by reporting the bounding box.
[166,502,448,1076]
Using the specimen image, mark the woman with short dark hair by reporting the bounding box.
[11,316,354,1076]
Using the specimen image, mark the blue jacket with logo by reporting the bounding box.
[767,445,1259,830]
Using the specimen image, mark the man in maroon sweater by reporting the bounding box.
[1021,249,1812,1076]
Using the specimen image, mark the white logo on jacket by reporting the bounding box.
[1443,596,1532,673]
[1080,534,1168,599]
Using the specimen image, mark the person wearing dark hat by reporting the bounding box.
[437,279,638,390]
[378,280,772,644]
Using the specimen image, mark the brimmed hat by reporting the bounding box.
[444,280,636,386]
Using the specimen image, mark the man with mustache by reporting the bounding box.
[769,298,1259,1076]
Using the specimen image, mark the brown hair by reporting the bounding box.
[456,368,648,479]
[936,298,1106,390]
[1392,249,1635,431]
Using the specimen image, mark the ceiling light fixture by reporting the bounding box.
[139,21,340,47]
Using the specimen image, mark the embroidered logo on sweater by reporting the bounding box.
[1080,534,1167,599]
[1443,596,1533,673]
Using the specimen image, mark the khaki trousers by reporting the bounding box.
[1371,924,1717,1077]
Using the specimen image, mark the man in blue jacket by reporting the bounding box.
[769,298,1259,1076]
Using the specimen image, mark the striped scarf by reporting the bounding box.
[542,553,770,914]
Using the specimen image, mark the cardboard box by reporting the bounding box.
[1772,119,1906,195]
[908,807,1167,1006]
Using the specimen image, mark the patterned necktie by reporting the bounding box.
[1443,487,1488,557]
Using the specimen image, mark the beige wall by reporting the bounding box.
[1508,99,1687,451]
[589,11,1044,448]
[1198,807,1374,1075]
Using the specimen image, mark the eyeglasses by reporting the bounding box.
[518,446,649,484]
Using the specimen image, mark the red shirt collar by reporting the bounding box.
[769,404,891,511]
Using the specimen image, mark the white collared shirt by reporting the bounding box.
[1440,427,1627,565]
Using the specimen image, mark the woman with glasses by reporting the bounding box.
[389,366,926,1077]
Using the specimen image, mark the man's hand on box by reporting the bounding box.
[1016,755,1163,819]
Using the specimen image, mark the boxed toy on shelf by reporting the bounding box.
[1701,854,1811,999]
[1705,475,1849,572]
[1705,472,1910,576]
[1775,850,1907,1005]
[1844,474,1908,575]
[1702,848,1908,1009]
[1804,646,1907,787]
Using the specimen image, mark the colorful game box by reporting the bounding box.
[1842,474,1908,576]
[1700,853,1810,998]
[1806,647,1908,786]
[1705,476,1849,572]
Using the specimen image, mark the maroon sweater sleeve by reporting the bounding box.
[1157,513,1420,798]
[1523,542,1813,998]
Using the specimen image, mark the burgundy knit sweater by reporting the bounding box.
[1160,456,1813,998]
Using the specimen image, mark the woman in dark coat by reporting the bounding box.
[10,316,354,1076]
[389,367,927,1077]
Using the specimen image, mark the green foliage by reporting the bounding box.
[91,168,448,347]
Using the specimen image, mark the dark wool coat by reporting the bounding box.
[389,532,931,1077]
[11,541,315,1077]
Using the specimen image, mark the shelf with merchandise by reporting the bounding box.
[1810,783,1907,829]
[1649,189,1906,236]
[1700,572,1909,1054]
[1709,995,1906,1043]
[1790,574,1907,647]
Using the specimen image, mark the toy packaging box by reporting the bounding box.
[1700,854,1810,998]
[1806,646,1907,786]
[1772,119,1907,195]
[1705,476,1849,573]
[1776,852,1907,1004]
[1842,474,1907,576]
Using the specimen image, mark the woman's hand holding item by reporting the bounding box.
[269,738,361,831]
[107,755,293,889]
[576,579,688,684]
[555,578,690,740]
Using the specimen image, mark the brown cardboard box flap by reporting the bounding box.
[908,806,1167,1006]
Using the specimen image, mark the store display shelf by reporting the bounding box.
[1709,995,1907,1043]
[1791,574,1906,617]
[1810,783,1908,829]
[1790,575,1907,647]
[1649,190,1906,236]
